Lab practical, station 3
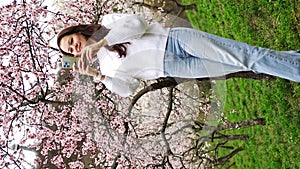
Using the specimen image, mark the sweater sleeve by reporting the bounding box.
[101,14,148,46]
[99,76,140,97]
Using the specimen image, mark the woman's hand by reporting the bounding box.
[72,62,99,78]
[72,39,107,79]
[80,39,108,64]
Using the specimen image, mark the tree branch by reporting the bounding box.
[216,147,243,165]
[161,87,175,156]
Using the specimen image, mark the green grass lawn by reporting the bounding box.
[181,0,300,168]
[218,79,300,169]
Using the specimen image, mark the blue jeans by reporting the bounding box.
[164,28,300,82]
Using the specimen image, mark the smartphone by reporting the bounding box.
[62,55,79,69]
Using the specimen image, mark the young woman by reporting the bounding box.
[57,13,300,97]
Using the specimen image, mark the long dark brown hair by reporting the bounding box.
[57,24,129,57]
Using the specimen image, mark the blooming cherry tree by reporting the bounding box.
[0,0,268,168]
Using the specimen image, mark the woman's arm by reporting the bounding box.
[102,14,148,45]
[95,75,140,97]
[73,65,140,98]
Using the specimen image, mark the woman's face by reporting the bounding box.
[59,32,87,57]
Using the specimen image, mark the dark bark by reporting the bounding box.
[129,71,275,110]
